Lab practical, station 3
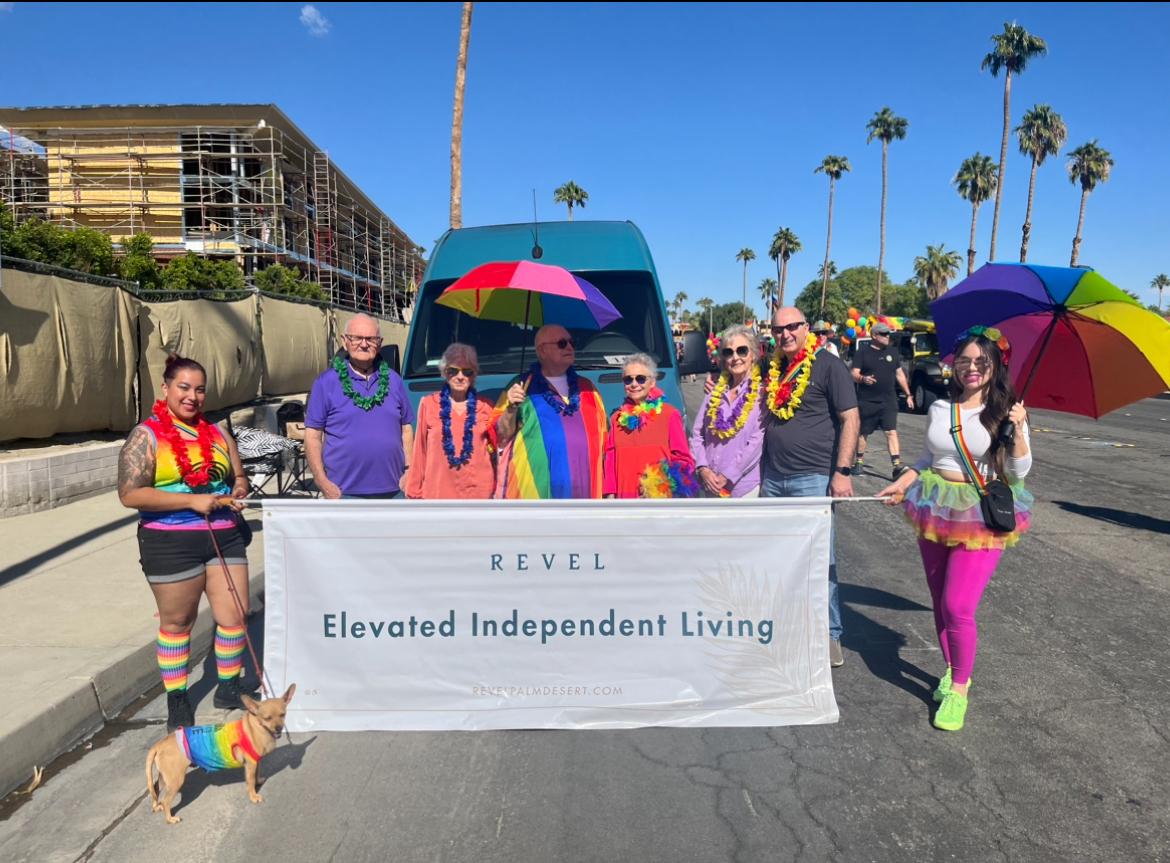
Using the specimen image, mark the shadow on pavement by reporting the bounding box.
[1053,500,1170,535]
[0,513,139,587]
[840,581,937,706]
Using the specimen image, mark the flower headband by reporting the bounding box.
[954,325,1011,367]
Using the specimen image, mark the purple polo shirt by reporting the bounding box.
[306,362,415,495]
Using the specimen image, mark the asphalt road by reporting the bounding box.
[2,386,1168,863]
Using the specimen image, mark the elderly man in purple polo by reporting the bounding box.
[305,314,415,499]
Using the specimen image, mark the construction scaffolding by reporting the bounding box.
[0,106,423,318]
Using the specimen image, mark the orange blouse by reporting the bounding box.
[404,392,496,499]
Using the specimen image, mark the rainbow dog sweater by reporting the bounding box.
[175,720,263,772]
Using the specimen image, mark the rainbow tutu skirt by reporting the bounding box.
[903,469,1033,550]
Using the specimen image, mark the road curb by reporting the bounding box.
[0,569,265,799]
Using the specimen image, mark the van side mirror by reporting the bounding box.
[379,344,401,375]
[677,331,715,377]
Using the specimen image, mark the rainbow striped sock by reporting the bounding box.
[215,624,246,681]
[157,629,190,692]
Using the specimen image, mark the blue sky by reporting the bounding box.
[2,2,1168,313]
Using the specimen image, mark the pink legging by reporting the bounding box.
[917,539,1003,685]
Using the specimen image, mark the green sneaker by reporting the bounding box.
[933,691,969,732]
[932,667,953,703]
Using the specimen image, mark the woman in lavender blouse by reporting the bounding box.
[689,324,767,498]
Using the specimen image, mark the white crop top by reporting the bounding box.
[913,399,1032,480]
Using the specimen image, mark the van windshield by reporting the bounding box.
[404,270,673,378]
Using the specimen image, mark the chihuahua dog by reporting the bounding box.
[145,684,295,824]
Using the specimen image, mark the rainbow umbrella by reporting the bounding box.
[931,263,1170,417]
[436,260,621,331]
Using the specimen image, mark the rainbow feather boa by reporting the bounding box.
[638,458,701,499]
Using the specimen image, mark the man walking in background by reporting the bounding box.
[851,322,913,478]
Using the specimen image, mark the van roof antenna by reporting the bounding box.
[531,188,543,259]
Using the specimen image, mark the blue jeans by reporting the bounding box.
[760,470,842,641]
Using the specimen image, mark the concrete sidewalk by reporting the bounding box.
[0,492,265,798]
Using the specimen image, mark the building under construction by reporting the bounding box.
[0,104,423,317]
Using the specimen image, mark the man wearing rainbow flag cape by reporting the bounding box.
[491,325,608,499]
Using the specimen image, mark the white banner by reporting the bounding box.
[263,499,838,730]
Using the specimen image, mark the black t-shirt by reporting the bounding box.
[852,344,900,403]
[763,351,858,476]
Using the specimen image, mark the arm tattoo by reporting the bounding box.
[118,426,155,498]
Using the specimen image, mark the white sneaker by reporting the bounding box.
[829,638,845,668]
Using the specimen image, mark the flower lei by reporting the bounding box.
[151,400,217,488]
[765,333,822,421]
[332,355,390,411]
[705,364,761,440]
[439,385,478,468]
[616,388,665,432]
[531,363,580,416]
[639,458,701,499]
[954,325,1012,367]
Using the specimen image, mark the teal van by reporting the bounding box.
[401,221,701,420]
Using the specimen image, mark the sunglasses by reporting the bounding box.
[771,321,807,334]
[540,337,575,350]
[344,335,382,345]
[444,366,477,378]
[721,345,752,359]
[623,374,651,386]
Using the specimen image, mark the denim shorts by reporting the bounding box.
[137,525,249,584]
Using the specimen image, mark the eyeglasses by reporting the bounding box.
[623,374,650,386]
[721,345,752,359]
[771,321,807,334]
[444,367,476,379]
[954,358,992,371]
[344,335,382,345]
[539,337,575,350]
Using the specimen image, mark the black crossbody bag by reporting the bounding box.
[949,403,1016,533]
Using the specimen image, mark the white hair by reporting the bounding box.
[439,342,479,375]
[623,352,658,380]
[718,324,760,366]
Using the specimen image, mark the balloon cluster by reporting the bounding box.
[706,334,720,364]
[838,308,908,347]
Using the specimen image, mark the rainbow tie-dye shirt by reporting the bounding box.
[175,719,262,772]
[140,415,234,529]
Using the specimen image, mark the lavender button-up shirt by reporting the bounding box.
[689,377,766,497]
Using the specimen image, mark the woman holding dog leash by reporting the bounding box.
[117,354,256,731]
[877,326,1032,733]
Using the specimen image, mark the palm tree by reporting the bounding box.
[814,155,851,315]
[981,22,1048,262]
[759,277,778,312]
[1151,275,1170,312]
[671,291,689,327]
[1016,104,1067,262]
[553,181,589,221]
[866,108,909,314]
[449,2,474,229]
[1067,141,1114,267]
[769,227,801,308]
[913,244,963,301]
[817,260,838,280]
[696,296,715,334]
[954,154,998,277]
[736,248,756,323]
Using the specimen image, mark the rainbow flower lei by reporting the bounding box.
[616,388,665,432]
[765,333,821,422]
[639,458,701,498]
[705,364,761,441]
